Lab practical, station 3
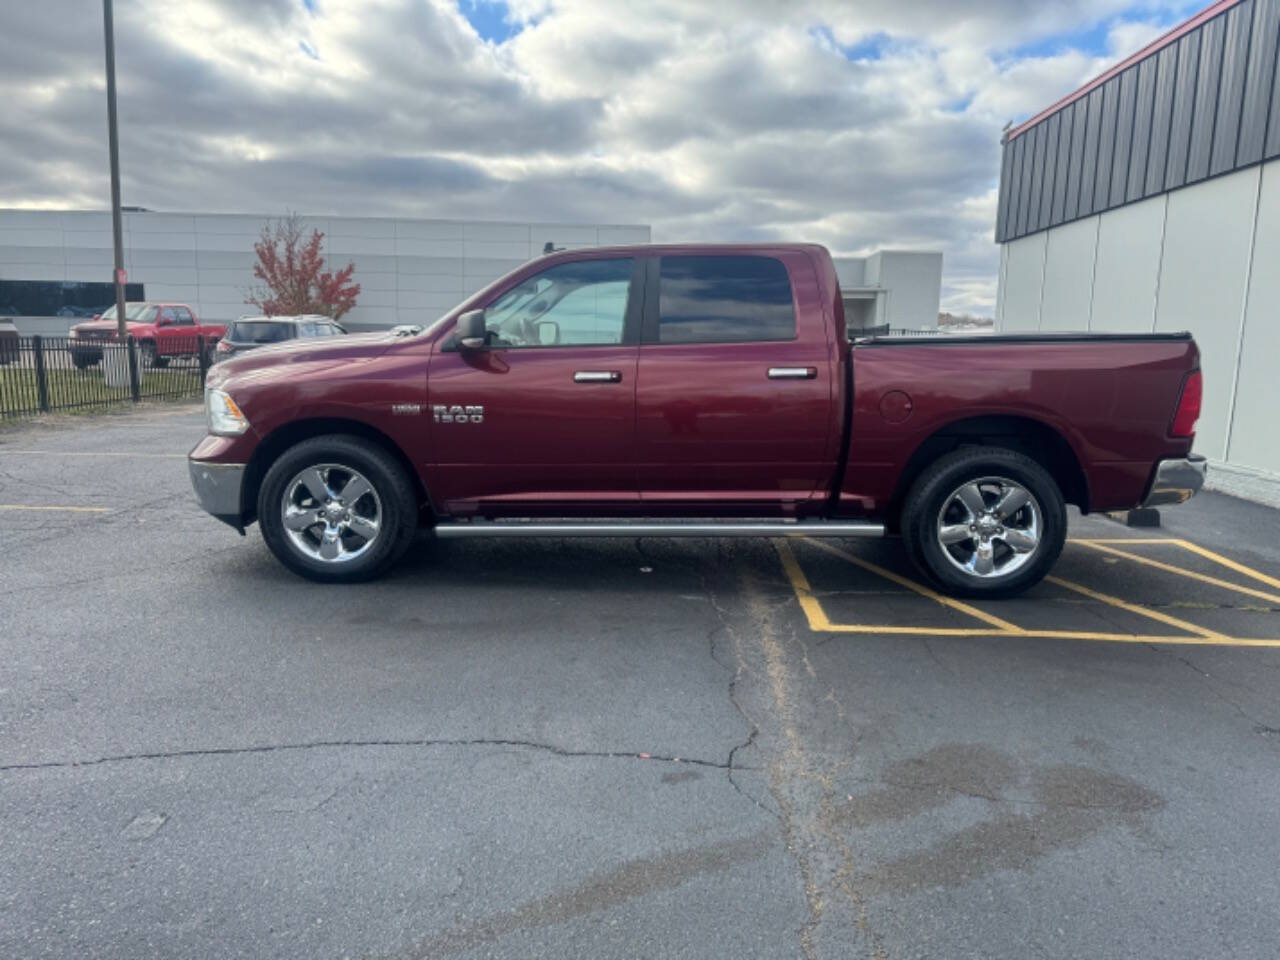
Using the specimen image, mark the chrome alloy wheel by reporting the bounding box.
[935,476,1042,579]
[280,463,382,563]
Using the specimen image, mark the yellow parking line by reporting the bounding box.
[1074,541,1280,605]
[775,540,837,631]
[0,504,110,513]
[1170,539,1280,591]
[814,623,1280,646]
[798,538,1027,634]
[1067,537,1177,545]
[1045,575,1228,640]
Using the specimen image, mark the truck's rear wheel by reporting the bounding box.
[258,435,418,582]
[901,446,1066,598]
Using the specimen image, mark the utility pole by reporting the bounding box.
[102,0,128,338]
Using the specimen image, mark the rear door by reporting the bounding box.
[634,252,838,511]
[426,256,645,515]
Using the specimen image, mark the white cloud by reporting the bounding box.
[0,0,1198,315]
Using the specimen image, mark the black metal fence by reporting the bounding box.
[0,334,211,419]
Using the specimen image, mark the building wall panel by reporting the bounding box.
[1125,61,1156,203]
[999,233,1046,331]
[1038,216,1097,330]
[1111,69,1141,204]
[1065,98,1089,218]
[1186,15,1227,183]
[1090,194,1165,332]
[1039,113,1061,229]
[1154,166,1259,460]
[1079,88,1105,216]
[1093,77,1121,212]
[1145,43,1182,197]
[1211,0,1255,175]
[1227,161,1280,472]
[1051,106,1075,222]
[1238,0,1280,164]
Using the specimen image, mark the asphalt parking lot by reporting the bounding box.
[2,404,1279,959]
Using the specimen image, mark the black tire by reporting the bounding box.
[257,435,419,583]
[900,446,1066,599]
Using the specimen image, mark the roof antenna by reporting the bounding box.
[543,241,563,255]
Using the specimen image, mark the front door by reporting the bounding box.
[426,256,645,516]
[634,252,838,512]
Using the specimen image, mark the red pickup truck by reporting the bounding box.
[69,302,225,369]
[189,244,1204,597]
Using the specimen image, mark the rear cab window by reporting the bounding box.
[230,321,295,343]
[653,255,796,344]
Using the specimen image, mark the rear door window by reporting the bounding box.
[654,255,795,344]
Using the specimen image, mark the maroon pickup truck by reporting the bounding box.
[189,244,1204,597]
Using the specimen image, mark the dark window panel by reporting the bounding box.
[996,140,1015,241]
[1147,42,1181,196]
[1128,54,1160,202]
[1040,112,1062,229]
[1064,97,1089,219]
[657,256,796,345]
[1051,104,1075,223]
[1211,0,1254,174]
[1079,87,1105,214]
[1239,0,1280,164]
[1166,31,1203,189]
[1187,15,1226,183]
[1111,67,1139,206]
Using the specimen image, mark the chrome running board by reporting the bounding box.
[432,520,885,539]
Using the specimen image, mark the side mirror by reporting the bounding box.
[456,309,487,350]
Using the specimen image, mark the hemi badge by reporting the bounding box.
[391,403,422,415]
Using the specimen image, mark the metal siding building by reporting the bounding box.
[994,0,1280,505]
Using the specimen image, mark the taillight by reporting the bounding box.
[1171,370,1202,438]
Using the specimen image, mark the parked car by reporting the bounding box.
[213,315,347,363]
[56,305,111,318]
[68,302,226,369]
[189,243,1204,596]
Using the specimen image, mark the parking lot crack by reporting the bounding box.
[1145,644,1279,740]
[0,737,749,774]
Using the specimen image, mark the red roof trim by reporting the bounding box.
[1005,0,1243,142]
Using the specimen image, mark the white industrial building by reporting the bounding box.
[0,208,943,335]
[995,0,1280,505]
[834,251,943,332]
[0,210,651,334]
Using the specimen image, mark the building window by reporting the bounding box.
[0,280,146,318]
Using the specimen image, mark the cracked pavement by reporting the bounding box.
[2,406,1279,958]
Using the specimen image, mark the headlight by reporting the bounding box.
[205,388,250,436]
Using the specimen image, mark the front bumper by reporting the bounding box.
[1142,455,1207,508]
[189,459,248,532]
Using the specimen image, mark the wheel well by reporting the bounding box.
[889,415,1088,530]
[241,418,431,526]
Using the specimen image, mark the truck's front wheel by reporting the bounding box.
[258,435,418,583]
[901,446,1066,598]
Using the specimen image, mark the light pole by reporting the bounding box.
[102,0,128,339]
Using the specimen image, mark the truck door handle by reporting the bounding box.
[767,367,817,380]
[574,371,622,383]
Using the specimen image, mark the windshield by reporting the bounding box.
[100,303,156,322]
[228,321,295,343]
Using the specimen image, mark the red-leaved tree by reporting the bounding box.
[246,214,361,320]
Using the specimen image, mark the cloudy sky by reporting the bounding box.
[1,0,1206,315]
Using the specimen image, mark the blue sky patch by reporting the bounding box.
[459,0,522,44]
[298,39,319,59]
[811,26,897,62]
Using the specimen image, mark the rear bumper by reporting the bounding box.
[189,459,248,532]
[1142,455,1207,508]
